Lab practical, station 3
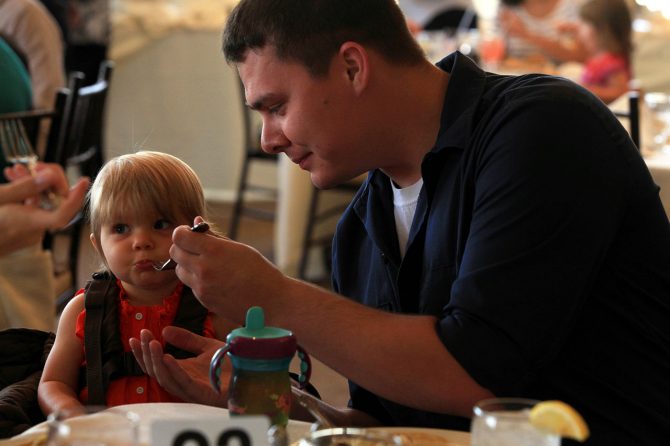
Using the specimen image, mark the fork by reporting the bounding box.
[0,118,59,209]
[153,222,210,271]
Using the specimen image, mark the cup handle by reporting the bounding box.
[209,344,231,393]
[296,345,312,390]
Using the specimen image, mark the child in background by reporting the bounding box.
[497,0,586,65]
[577,0,633,104]
[38,151,221,417]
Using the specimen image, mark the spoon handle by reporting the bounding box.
[154,222,210,270]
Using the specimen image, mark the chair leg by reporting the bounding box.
[228,155,252,240]
[629,92,640,149]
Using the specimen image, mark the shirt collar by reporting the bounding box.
[432,51,488,153]
[352,52,487,227]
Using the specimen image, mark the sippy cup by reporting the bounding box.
[209,306,311,427]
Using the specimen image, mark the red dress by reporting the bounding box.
[580,52,630,87]
[75,281,216,406]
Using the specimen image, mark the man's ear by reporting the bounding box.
[339,42,369,94]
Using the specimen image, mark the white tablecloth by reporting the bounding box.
[2,403,471,446]
[3,403,310,446]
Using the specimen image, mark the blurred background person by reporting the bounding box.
[0,0,65,114]
[0,37,32,115]
[398,0,478,35]
[575,0,633,104]
[38,0,69,42]
[0,0,66,155]
[0,163,88,330]
[0,36,33,178]
[497,0,586,65]
[66,0,110,85]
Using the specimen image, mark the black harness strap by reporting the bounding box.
[83,272,114,406]
[82,273,208,404]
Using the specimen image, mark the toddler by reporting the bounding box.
[38,151,218,417]
[577,0,633,104]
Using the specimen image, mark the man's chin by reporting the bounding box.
[310,173,338,190]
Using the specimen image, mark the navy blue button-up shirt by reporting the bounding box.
[332,52,670,444]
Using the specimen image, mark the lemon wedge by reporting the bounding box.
[529,400,590,441]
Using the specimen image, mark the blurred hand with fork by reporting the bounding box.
[0,163,89,256]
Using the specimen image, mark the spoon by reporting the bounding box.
[153,222,210,271]
[291,386,335,429]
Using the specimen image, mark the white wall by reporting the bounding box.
[105,30,276,200]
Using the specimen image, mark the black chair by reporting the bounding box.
[298,178,363,282]
[228,76,278,240]
[0,72,84,313]
[0,84,73,177]
[612,90,640,150]
[50,60,114,309]
[64,59,113,181]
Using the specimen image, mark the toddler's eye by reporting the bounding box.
[112,224,129,234]
[154,219,172,230]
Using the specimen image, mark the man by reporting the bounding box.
[130,1,670,444]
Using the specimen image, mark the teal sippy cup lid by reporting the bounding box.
[226,306,297,359]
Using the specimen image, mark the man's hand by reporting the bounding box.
[129,327,229,407]
[498,9,529,39]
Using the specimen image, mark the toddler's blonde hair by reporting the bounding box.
[88,151,206,245]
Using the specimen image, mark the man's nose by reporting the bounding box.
[260,121,290,154]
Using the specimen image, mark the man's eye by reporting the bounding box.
[268,103,283,114]
[112,224,129,234]
[154,219,172,230]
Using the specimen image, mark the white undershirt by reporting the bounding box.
[392,178,424,258]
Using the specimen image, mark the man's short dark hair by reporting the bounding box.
[222,0,425,77]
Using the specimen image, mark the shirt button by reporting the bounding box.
[135,312,143,321]
[136,386,144,395]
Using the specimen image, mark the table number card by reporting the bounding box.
[152,416,270,446]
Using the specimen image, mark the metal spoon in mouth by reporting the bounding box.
[153,222,210,271]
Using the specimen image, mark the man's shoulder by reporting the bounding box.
[479,73,612,136]
[485,73,587,108]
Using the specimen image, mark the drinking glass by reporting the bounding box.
[479,32,505,69]
[470,398,559,446]
[0,117,59,209]
[46,406,140,446]
[477,19,505,70]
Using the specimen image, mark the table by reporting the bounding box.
[2,403,311,446]
[1,403,471,445]
[276,157,314,276]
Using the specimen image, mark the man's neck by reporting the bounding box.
[381,62,449,188]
